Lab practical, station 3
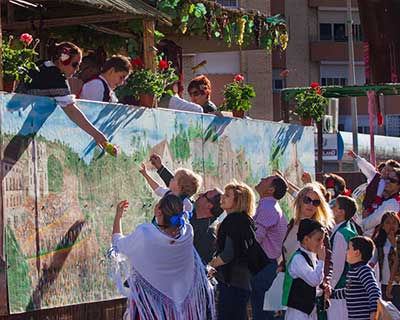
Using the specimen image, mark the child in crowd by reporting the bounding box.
[328,195,359,320]
[282,218,326,320]
[331,236,381,320]
[139,163,202,212]
[79,55,132,103]
[372,212,400,310]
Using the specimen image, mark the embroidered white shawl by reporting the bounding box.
[112,222,215,319]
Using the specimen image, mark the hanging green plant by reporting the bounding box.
[156,0,288,53]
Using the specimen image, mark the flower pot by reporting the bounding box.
[3,80,16,93]
[139,94,156,108]
[300,117,312,126]
[232,110,245,118]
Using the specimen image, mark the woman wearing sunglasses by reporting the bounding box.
[187,75,218,113]
[16,41,108,148]
[278,184,334,313]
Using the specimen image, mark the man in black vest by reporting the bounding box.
[150,153,223,264]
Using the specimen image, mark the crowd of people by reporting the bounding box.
[110,150,400,320]
[12,39,400,320]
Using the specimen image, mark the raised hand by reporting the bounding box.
[139,163,147,176]
[301,172,312,184]
[347,149,357,159]
[149,153,162,170]
[116,200,129,217]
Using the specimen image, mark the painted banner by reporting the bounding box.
[1,93,314,313]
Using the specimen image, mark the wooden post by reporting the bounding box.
[0,0,3,91]
[142,19,156,72]
[0,1,6,316]
[281,94,289,123]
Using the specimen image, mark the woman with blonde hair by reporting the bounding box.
[279,183,334,316]
[208,181,259,320]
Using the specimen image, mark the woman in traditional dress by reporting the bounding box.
[16,41,107,147]
[111,194,215,320]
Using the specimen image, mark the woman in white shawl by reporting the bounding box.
[111,194,215,320]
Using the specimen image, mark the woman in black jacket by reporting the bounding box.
[208,181,257,320]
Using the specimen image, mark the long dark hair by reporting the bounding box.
[373,211,400,248]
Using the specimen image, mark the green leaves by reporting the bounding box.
[119,57,179,101]
[3,39,39,82]
[193,3,207,18]
[156,0,288,54]
[220,79,256,112]
[294,88,328,122]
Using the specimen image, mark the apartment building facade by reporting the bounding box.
[272,0,400,136]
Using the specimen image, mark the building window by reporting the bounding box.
[358,126,370,134]
[272,69,286,92]
[386,115,400,137]
[273,79,285,92]
[352,24,363,41]
[334,24,347,42]
[321,77,347,86]
[215,0,238,7]
[320,23,332,41]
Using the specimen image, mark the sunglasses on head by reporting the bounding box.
[303,196,321,207]
[71,61,80,69]
[189,90,204,97]
[386,177,400,184]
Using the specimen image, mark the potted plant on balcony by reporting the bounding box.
[294,82,328,125]
[220,74,256,118]
[3,33,39,92]
[118,57,179,107]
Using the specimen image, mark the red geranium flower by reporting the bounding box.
[20,33,33,45]
[131,57,144,69]
[158,60,169,70]
[310,82,320,90]
[234,74,245,82]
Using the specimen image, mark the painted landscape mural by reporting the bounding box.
[0,93,314,313]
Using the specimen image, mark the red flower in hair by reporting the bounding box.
[344,189,352,197]
[158,60,169,70]
[20,33,33,45]
[131,57,144,70]
[234,74,245,82]
[325,179,335,188]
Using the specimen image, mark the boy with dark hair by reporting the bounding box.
[328,195,359,320]
[331,236,381,320]
[282,218,326,319]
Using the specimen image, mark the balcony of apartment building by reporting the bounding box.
[308,0,359,8]
[310,23,364,62]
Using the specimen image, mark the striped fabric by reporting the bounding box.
[332,262,381,320]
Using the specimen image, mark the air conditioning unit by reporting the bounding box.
[322,115,333,133]
[327,98,339,132]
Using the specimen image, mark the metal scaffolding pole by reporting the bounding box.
[347,0,359,155]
